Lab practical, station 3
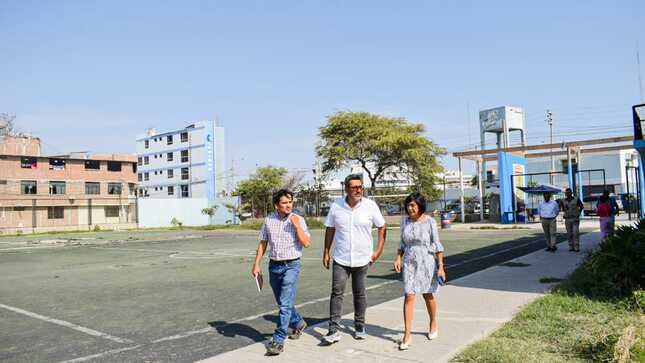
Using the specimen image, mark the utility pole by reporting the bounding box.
[546,110,554,184]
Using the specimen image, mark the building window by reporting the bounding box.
[84,160,100,170]
[181,150,189,163]
[168,169,174,178]
[154,154,157,159]
[144,156,149,165]
[137,157,142,166]
[14,207,25,212]
[144,172,149,181]
[181,132,188,143]
[128,183,136,195]
[47,207,64,219]
[132,163,137,173]
[138,173,142,182]
[21,181,37,194]
[105,206,120,218]
[107,161,121,172]
[49,159,66,170]
[167,135,173,145]
[180,184,189,197]
[181,167,189,180]
[168,186,174,195]
[145,140,149,149]
[49,181,66,195]
[85,182,100,195]
[20,157,37,169]
[107,183,122,195]
[167,152,173,162]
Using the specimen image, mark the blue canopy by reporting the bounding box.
[517,184,563,194]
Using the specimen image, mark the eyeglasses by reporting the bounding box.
[348,185,363,191]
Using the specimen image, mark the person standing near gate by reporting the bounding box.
[539,192,560,252]
[560,188,584,252]
[322,174,387,344]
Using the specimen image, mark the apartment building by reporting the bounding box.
[135,120,226,200]
[0,135,138,234]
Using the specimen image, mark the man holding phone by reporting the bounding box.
[251,189,311,356]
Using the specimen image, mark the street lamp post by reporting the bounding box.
[546,110,554,184]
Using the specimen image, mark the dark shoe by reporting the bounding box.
[266,341,284,355]
[574,248,580,252]
[551,246,557,253]
[288,320,307,340]
[545,247,552,252]
[569,247,575,252]
[322,330,341,345]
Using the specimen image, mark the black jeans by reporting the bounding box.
[329,261,369,332]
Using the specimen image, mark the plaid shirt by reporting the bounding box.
[259,212,310,261]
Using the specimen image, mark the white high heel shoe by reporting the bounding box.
[398,337,412,350]
[427,330,438,340]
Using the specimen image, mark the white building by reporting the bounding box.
[135,120,226,199]
[525,149,639,196]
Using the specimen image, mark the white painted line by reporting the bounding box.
[150,238,541,344]
[58,345,142,363]
[0,303,133,344]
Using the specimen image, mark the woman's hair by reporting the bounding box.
[598,194,608,203]
[404,192,427,216]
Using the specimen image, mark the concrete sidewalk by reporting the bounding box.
[198,231,603,363]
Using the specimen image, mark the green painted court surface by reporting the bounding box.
[0,227,578,362]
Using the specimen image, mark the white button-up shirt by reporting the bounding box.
[538,199,560,219]
[325,197,386,267]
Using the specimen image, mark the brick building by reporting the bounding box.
[0,135,138,234]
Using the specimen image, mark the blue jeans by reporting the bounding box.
[269,259,304,343]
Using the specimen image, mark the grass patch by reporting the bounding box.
[539,277,564,284]
[499,261,531,267]
[452,261,645,363]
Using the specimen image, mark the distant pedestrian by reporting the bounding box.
[560,188,584,252]
[251,189,311,356]
[539,192,560,252]
[393,192,445,350]
[600,190,620,237]
[597,194,613,240]
[322,174,387,344]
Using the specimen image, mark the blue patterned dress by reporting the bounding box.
[400,216,444,294]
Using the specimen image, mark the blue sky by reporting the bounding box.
[2,0,643,181]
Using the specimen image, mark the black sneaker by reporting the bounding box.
[266,341,284,355]
[288,320,307,340]
[545,247,552,252]
[569,247,575,252]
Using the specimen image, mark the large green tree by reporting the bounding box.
[316,111,445,198]
[233,166,288,217]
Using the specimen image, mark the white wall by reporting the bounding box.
[138,196,240,227]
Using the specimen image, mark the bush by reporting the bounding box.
[587,220,645,297]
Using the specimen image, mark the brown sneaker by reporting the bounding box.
[266,341,284,355]
[288,320,307,340]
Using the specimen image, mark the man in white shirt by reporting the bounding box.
[539,192,560,252]
[322,174,387,344]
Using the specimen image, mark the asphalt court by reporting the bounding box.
[0,227,584,362]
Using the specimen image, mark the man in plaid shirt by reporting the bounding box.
[251,189,311,355]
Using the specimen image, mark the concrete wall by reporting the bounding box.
[138,196,238,227]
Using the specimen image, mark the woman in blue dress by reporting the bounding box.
[393,192,446,350]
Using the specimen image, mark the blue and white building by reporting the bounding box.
[135,120,226,199]
[135,120,237,226]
